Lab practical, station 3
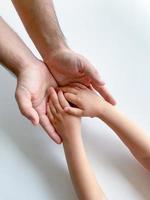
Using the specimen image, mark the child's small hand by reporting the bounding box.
[47,87,81,140]
[60,83,107,117]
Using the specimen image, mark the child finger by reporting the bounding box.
[46,103,54,121]
[58,90,70,109]
[64,107,83,116]
[49,87,63,112]
[68,82,87,89]
[59,86,78,94]
[49,98,57,116]
[64,93,81,107]
[40,113,62,144]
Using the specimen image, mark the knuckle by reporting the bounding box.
[77,58,85,73]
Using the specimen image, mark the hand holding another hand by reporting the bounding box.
[60,83,106,118]
[44,48,116,105]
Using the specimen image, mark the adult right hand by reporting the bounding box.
[15,59,61,144]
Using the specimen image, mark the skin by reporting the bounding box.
[12,0,116,105]
[60,83,150,171]
[0,17,61,143]
[47,87,106,200]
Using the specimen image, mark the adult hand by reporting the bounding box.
[44,48,116,105]
[15,59,61,144]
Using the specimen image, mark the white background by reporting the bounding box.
[0,0,150,199]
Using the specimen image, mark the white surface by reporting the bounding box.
[0,0,150,199]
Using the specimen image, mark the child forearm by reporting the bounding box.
[63,131,106,200]
[47,88,106,199]
[99,102,150,171]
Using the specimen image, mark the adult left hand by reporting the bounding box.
[44,48,116,105]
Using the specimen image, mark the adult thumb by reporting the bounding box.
[15,86,39,125]
[84,64,105,85]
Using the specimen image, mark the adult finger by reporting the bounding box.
[84,64,116,105]
[40,113,62,144]
[84,64,105,86]
[92,83,116,105]
[15,86,39,125]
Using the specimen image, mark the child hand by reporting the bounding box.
[47,87,81,141]
[60,83,107,117]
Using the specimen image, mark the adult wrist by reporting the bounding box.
[1,55,29,78]
[15,55,41,77]
[42,41,69,62]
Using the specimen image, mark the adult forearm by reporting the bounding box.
[0,17,37,76]
[99,103,150,170]
[63,132,106,200]
[12,0,68,59]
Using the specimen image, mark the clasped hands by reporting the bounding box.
[46,83,107,143]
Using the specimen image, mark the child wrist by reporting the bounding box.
[63,133,81,146]
[96,102,108,118]
[62,128,81,143]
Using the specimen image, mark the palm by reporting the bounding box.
[15,60,60,142]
